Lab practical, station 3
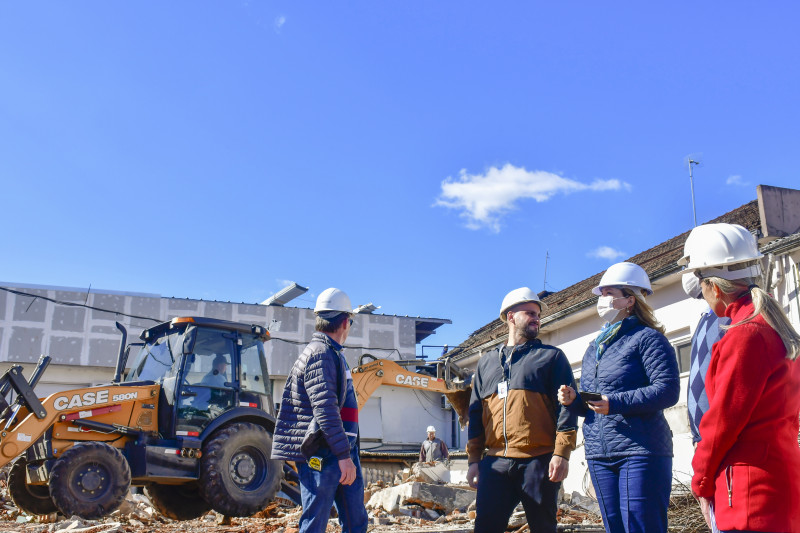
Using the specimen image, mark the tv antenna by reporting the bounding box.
[684,154,703,227]
[543,251,549,292]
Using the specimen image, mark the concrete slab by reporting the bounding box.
[367,481,476,514]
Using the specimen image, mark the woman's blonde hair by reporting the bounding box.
[701,261,800,360]
[621,287,665,335]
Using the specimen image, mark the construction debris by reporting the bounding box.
[366,481,476,515]
[0,460,610,533]
[408,461,452,484]
[666,481,711,533]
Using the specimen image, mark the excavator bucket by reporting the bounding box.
[444,388,471,429]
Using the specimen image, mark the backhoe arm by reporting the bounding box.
[350,358,471,427]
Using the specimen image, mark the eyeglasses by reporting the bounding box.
[348,318,354,326]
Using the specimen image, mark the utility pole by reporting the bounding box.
[688,159,700,227]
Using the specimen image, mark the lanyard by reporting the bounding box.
[498,344,522,382]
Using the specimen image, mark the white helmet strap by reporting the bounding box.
[696,263,761,281]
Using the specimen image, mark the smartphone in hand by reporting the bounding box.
[579,391,603,402]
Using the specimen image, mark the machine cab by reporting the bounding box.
[124,317,273,436]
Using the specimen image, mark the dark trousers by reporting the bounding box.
[474,454,559,533]
[587,455,672,533]
[297,446,368,533]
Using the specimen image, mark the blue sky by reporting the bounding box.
[2,2,798,353]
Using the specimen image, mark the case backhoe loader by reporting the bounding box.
[0,316,284,521]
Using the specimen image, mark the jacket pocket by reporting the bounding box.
[482,395,505,452]
[713,441,782,531]
[300,420,324,459]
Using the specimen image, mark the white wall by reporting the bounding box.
[360,387,459,452]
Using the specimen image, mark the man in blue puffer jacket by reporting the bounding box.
[271,288,367,533]
[559,262,680,533]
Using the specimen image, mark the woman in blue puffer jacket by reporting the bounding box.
[558,262,680,533]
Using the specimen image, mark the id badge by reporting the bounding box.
[497,381,508,399]
[308,457,322,471]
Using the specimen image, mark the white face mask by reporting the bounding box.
[682,272,702,299]
[596,295,626,321]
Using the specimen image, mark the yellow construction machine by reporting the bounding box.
[0,320,472,521]
[350,354,472,427]
[0,317,284,520]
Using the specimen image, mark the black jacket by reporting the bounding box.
[467,339,579,464]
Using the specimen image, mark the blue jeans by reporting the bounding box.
[474,454,559,533]
[588,455,672,533]
[297,446,368,533]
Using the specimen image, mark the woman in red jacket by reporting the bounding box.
[680,223,800,533]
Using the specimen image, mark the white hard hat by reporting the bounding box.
[592,262,653,296]
[314,288,353,314]
[426,426,436,433]
[499,287,547,323]
[678,223,762,280]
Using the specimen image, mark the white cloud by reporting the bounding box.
[726,174,749,187]
[588,246,626,261]
[274,15,286,32]
[434,163,631,232]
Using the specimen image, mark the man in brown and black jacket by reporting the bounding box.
[466,287,579,533]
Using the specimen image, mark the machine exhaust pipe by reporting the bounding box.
[113,322,128,384]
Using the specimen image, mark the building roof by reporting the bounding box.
[447,199,762,359]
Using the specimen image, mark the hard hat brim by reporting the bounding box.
[499,299,547,322]
[591,283,654,296]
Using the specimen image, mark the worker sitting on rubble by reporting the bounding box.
[419,425,449,463]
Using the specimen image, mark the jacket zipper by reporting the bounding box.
[725,466,733,507]
[501,346,516,457]
[593,358,607,456]
[502,393,508,456]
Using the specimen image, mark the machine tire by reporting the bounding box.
[199,422,283,516]
[49,442,131,519]
[8,457,58,515]
[145,483,211,520]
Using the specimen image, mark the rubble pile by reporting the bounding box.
[0,461,607,532]
[0,487,168,533]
